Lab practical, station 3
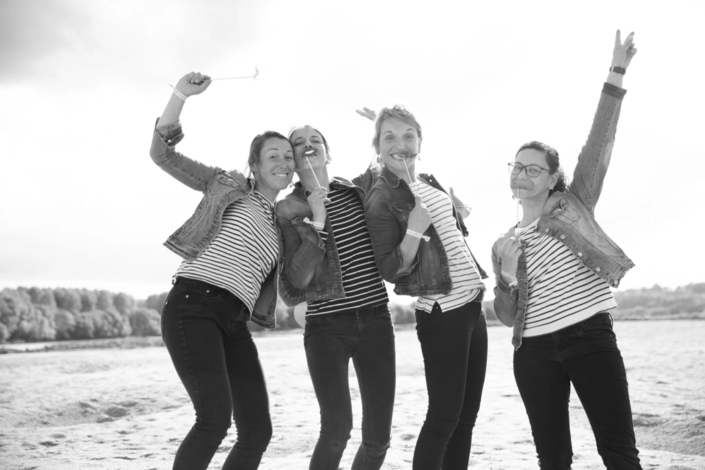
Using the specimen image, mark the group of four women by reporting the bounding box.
[150,30,640,470]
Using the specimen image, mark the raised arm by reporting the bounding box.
[149,72,219,192]
[570,31,637,212]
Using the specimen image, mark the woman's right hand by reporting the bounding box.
[307,187,330,224]
[499,237,522,275]
[175,72,212,97]
[407,196,432,234]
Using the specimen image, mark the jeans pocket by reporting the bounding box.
[580,322,616,341]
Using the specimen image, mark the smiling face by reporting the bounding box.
[377,118,422,178]
[251,137,295,200]
[289,126,330,174]
[510,148,559,202]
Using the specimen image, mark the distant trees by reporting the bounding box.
[0,287,160,343]
[1,282,703,344]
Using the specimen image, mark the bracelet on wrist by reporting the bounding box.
[169,84,187,101]
[406,229,430,242]
[609,66,626,75]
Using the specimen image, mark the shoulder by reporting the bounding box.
[224,169,251,188]
[492,226,515,250]
[276,192,308,218]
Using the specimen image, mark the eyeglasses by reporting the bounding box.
[508,162,550,178]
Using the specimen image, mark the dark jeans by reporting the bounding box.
[162,277,272,470]
[413,300,488,470]
[304,304,396,470]
[514,312,642,470]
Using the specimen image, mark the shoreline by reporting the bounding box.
[1,316,703,354]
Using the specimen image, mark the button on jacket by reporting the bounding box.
[365,168,488,297]
[491,83,635,349]
[149,119,281,329]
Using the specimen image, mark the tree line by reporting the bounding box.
[1,283,703,343]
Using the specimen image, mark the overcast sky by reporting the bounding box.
[1,0,703,300]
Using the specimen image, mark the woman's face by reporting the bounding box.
[510,148,558,201]
[378,118,421,176]
[289,126,329,174]
[252,137,295,198]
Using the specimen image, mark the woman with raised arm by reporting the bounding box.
[149,72,295,470]
[363,106,489,469]
[276,124,394,470]
[491,31,641,469]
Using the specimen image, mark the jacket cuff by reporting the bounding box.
[154,117,184,148]
[602,82,627,99]
[496,275,515,294]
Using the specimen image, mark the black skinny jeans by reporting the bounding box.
[413,300,488,470]
[162,278,272,470]
[304,304,396,470]
[514,312,642,470]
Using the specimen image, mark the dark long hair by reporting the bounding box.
[515,141,568,196]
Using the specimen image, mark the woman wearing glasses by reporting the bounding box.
[363,106,488,470]
[491,31,642,469]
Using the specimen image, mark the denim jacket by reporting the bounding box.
[149,119,280,329]
[276,168,378,306]
[491,83,634,349]
[365,168,488,297]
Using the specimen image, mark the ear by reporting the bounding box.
[418,136,422,153]
[549,172,559,189]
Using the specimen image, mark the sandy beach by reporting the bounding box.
[1,320,703,469]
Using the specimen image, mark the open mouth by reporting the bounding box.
[303,149,317,157]
[389,150,417,161]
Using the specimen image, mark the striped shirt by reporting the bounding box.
[174,191,278,315]
[410,181,485,313]
[307,187,388,316]
[515,218,617,337]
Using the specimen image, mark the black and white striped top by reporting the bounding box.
[410,181,485,313]
[174,191,278,315]
[515,218,617,337]
[306,187,388,316]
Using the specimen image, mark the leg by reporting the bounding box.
[412,302,474,470]
[221,321,273,470]
[564,318,642,470]
[514,334,573,470]
[351,307,396,470]
[443,306,488,470]
[304,314,356,470]
[161,284,235,470]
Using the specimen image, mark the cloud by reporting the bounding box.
[0,0,92,82]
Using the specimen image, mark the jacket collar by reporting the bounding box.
[291,176,356,199]
[379,166,434,189]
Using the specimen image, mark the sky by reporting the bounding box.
[1,0,703,301]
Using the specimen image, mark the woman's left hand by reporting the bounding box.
[355,107,377,122]
[612,30,637,70]
[449,187,471,220]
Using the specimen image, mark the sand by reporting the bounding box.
[1,320,704,469]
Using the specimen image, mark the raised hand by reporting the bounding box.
[408,196,432,234]
[175,71,212,98]
[498,237,522,276]
[612,30,637,70]
[355,107,377,122]
[449,187,471,220]
[307,187,330,225]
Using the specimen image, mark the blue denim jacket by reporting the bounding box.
[365,169,488,297]
[276,168,378,306]
[149,119,280,329]
[491,83,634,349]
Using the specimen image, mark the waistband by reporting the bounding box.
[306,303,389,318]
[173,276,240,302]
